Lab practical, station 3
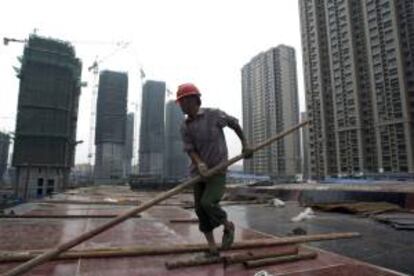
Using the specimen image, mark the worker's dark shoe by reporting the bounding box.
[221,222,235,250]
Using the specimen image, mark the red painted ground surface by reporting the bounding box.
[0,186,404,275]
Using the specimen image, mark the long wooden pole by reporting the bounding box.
[165,248,300,269]
[243,251,318,268]
[3,121,309,276]
[0,214,141,219]
[0,232,359,263]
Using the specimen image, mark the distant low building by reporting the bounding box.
[71,163,93,187]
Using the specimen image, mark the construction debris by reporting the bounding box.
[254,271,274,276]
[291,207,315,222]
[287,227,307,236]
[309,202,401,215]
[269,198,286,207]
[372,211,414,230]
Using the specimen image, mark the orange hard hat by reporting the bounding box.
[176,83,201,102]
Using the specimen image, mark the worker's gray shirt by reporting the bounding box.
[181,108,239,176]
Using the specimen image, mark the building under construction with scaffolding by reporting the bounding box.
[138,80,166,179]
[164,100,188,181]
[0,132,10,184]
[12,35,82,200]
[124,112,134,177]
[94,70,128,184]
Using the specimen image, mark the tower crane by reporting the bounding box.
[4,34,131,179]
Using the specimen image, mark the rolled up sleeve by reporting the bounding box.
[180,124,195,153]
[216,109,239,129]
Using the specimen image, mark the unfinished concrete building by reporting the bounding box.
[124,113,134,177]
[139,80,166,178]
[164,100,188,181]
[242,45,301,181]
[12,35,82,199]
[0,132,10,183]
[94,70,128,184]
[300,0,414,178]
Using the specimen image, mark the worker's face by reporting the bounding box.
[178,96,200,118]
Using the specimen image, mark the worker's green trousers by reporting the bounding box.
[194,174,227,233]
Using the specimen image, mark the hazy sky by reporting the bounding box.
[0,0,304,166]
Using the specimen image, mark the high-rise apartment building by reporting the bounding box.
[300,0,414,178]
[242,45,301,180]
[325,0,377,176]
[363,0,414,172]
[0,132,10,183]
[301,112,310,180]
[94,70,128,184]
[139,80,165,177]
[164,100,188,180]
[124,113,134,177]
[12,35,82,199]
[299,0,338,179]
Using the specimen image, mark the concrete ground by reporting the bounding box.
[225,202,414,275]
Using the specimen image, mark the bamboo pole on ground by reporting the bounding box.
[0,214,141,219]
[42,200,140,206]
[3,121,309,276]
[0,232,358,263]
[224,247,299,265]
[168,218,199,223]
[165,246,300,269]
[165,255,223,269]
[243,251,318,268]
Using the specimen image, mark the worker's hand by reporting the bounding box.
[197,162,209,178]
[242,144,254,159]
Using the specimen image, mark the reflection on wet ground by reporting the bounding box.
[226,201,414,275]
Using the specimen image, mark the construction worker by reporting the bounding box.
[176,83,253,257]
